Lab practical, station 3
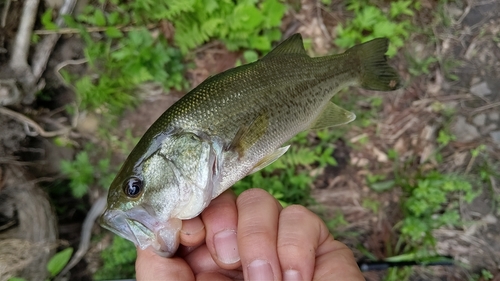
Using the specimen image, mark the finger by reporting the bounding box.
[180,216,206,247]
[276,205,364,281]
[314,237,365,281]
[184,244,244,280]
[201,189,240,268]
[236,188,283,281]
[196,272,233,281]
[136,247,194,281]
[276,205,318,281]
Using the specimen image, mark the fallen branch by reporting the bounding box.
[0,107,69,137]
[33,23,158,35]
[469,101,500,115]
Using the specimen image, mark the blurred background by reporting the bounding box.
[0,0,499,280]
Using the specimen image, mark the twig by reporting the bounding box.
[411,94,475,107]
[0,0,10,27]
[490,175,499,194]
[30,0,78,95]
[57,196,107,279]
[455,0,472,25]
[33,23,158,35]
[0,0,11,48]
[464,153,476,174]
[315,0,331,42]
[0,107,69,137]
[469,101,500,115]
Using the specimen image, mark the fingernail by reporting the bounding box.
[180,220,204,235]
[284,269,303,281]
[214,229,240,264]
[248,259,274,281]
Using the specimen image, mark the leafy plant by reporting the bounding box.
[60,25,186,115]
[125,0,286,53]
[94,236,137,280]
[399,172,477,244]
[60,145,116,198]
[407,55,438,76]
[76,0,286,54]
[335,0,418,57]
[47,248,74,278]
[369,165,480,279]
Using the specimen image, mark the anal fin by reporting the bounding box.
[250,145,290,174]
[310,102,356,130]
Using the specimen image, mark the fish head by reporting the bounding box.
[100,131,221,257]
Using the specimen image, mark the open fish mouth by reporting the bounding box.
[100,206,182,257]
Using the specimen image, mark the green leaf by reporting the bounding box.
[47,248,73,277]
[390,0,414,18]
[249,35,271,51]
[41,8,58,30]
[105,26,123,38]
[93,9,107,26]
[384,252,417,262]
[8,278,27,281]
[234,5,263,29]
[262,0,286,27]
[107,11,121,25]
[373,21,398,38]
[243,50,259,63]
[369,180,396,192]
[205,0,219,14]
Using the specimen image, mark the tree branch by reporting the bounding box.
[9,0,40,72]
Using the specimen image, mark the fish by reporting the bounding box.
[100,34,402,257]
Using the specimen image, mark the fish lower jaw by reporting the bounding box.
[132,217,182,257]
[100,208,182,257]
[150,226,181,257]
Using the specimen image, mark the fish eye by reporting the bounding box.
[123,177,143,198]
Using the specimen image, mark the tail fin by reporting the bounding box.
[346,38,402,91]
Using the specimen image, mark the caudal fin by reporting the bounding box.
[346,38,402,91]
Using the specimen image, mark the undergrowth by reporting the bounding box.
[94,236,137,280]
[60,143,116,198]
[367,148,481,280]
[335,0,418,57]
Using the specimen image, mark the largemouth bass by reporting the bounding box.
[100,34,401,257]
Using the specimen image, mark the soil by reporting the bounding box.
[1,0,500,280]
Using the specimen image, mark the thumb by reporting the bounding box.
[136,247,195,281]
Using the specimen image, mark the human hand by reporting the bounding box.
[135,188,364,281]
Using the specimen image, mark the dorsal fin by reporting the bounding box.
[261,34,307,60]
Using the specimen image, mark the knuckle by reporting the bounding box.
[281,204,312,219]
[237,188,275,208]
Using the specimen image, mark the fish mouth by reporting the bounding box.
[100,206,182,257]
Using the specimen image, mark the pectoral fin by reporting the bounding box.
[228,111,269,158]
[250,145,290,174]
[310,102,356,130]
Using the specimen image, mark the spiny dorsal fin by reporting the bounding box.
[310,102,356,130]
[261,34,307,60]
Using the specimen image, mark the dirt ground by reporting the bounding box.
[1,0,500,280]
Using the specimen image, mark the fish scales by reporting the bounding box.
[100,34,402,256]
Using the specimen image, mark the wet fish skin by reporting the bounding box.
[100,34,402,256]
